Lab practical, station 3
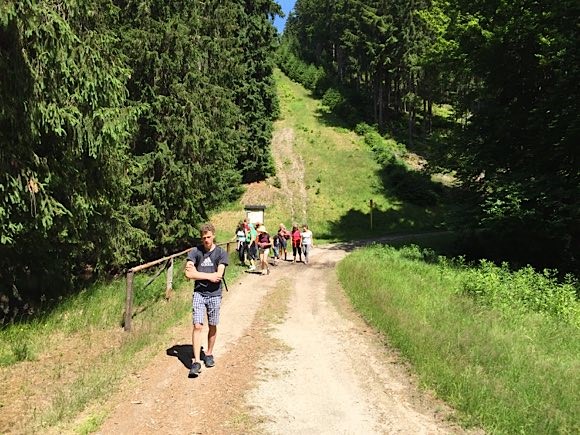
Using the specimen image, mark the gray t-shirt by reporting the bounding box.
[187,245,229,297]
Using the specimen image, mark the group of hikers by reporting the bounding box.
[233,219,314,275]
[183,220,314,378]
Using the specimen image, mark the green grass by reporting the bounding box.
[0,264,182,366]
[273,69,448,241]
[2,67,576,435]
[211,70,450,243]
[0,251,246,433]
[338,244,580,434]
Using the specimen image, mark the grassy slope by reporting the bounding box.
[274,69,446,241]
[214,70,448,243]
[338,246,580,434]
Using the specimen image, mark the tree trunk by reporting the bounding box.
[378,74,384,130]
[428,98,433,134]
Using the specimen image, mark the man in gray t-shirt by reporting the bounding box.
[185,223,228,377]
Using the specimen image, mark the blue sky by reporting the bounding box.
[273,0,296,33]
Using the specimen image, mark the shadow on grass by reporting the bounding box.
[321,205,430,240]
[322,204,462,257]
[313,100,459,217]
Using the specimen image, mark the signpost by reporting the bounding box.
[244,204,266,225]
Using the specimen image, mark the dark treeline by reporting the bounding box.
[278,0,579,274]
[0,0,281,322]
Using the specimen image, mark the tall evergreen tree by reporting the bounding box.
[0,0,139,315]
[233,0,282,183]
[281,0,580,270]
[442,0,580,267]
[116,0,245,253]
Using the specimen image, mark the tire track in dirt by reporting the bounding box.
[245,247,471,434]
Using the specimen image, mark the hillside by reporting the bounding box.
[0,68,462,435]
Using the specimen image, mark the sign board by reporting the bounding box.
[244,204,266,225]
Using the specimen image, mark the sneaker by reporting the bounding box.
[204,355,215,368]
[188,362,202,378]
[248,265,256,271]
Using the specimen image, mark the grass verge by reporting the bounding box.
[0,252,246,433]
[337,244,579,434]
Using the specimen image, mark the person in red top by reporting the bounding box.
[290,223,302,263]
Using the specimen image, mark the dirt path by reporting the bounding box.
[94,117,475,435]
[96,246,471,434]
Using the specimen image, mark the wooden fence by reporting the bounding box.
[123,241,236,332]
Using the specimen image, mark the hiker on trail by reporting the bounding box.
[232,221,247,265]
[247,223,258,272]
[185,223,229,377]
[291,223,302,263]
[271,232,280,265]
[256,225,272,275]
[277,223,291,261]
[301,224,314,264]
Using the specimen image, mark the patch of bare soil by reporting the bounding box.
[213,125,305,232]
[92,246,480,435]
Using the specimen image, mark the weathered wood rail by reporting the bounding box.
[123,241,236,332]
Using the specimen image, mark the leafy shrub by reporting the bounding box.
[354,122,375,136]
[277,48,326,94]
[364,132,400,166]
[321,88,345,112]
[383,163,440,206]
[462,260,580,326]
[302,64,325,91]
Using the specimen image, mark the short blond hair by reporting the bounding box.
[199,223,215,235]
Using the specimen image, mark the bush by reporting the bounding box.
[321,88,345,112]
[382,163,440,206]
[462,261,580,326]
[354,122,375,136]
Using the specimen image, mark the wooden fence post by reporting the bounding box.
[165,258,174,300]
[124,270,134,332]
[121,246,191,332]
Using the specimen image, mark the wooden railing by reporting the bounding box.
[123,241,236,332]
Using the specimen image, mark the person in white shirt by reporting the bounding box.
[300,224,314,264]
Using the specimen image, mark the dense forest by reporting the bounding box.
[0,0,281,322]
[278,0,579,273]
[1,0,578,322]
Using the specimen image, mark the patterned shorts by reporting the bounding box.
[192,292,222,325]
